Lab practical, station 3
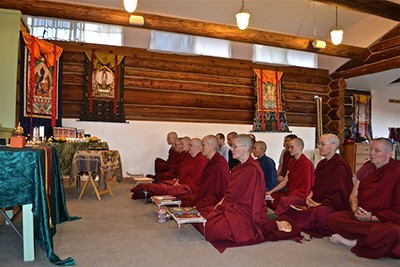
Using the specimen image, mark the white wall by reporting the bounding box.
[62,119,316,176]
[371,86,400,139]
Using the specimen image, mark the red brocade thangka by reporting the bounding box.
[252,69,289,132]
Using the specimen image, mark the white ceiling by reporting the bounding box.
[48,0,399,91]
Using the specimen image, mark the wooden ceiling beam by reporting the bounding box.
[0,0,370,60]
[314,0,400,21]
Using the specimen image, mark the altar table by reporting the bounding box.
[0,146,78,265]
[47,141,109,176]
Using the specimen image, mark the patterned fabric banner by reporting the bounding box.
[80,52,126,122]
[352,94,372,142]
[252,69,290,132]
[19,32,63,138]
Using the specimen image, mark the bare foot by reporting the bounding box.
[330,234,356,247]
[276,220,292,232]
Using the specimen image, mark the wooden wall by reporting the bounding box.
[56,41,339,131]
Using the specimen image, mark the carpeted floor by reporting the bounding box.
[0,179,398,267]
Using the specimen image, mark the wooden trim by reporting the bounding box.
[314,0,400,21]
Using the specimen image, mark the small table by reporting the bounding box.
[150,196,182,208]
[166,209,207,240]
[70,149,123,200]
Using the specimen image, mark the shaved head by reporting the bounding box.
[320,133,339,150]
[234,134,254,152]
[291,138,304,150]
[374,138,393,153]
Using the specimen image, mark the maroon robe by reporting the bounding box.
[327,159,400,259]
[143,152,207,197]
[276,153,353,236]
[280,150,293,176]
[156,151,189,182]
[180,152,230,209]
[202,157,269,245]
[271,154,314,210]
[154,147,179,173]
[131,152,206,199]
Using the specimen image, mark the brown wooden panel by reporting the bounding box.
[63,52,86,63]
[63,62,85,73]
[284,91,329,102]
[124,67,252,86]
[284,82,330,94]
[62,101,81,118]
[286,113,316,126]
[124,89,254,110]
[125,57,253,78]
[285,101,329,114]
[124,104,253,123]
[62,84,84,101]
[124,78,253,97]
[284,73,331,85]
[63,73,85,85]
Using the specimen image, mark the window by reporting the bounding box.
[25,16,122,46]
[253,44,318,68]
[149,30,231,58]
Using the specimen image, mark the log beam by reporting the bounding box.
[314,0,400,21]
[0,0,369,60]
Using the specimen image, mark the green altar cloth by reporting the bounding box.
[47,141,109,176]
[0,146,79,265]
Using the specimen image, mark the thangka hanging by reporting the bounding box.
[19,32,63,138]
[252,69,290,132]
[80,52,126,122]
[352,94,372,142]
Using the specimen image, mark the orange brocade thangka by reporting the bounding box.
[252,69,289,132]
[20,32,63,137]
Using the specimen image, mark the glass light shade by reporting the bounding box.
[124,0,138,13]
[236,12,250,30]
[330,28,343,45]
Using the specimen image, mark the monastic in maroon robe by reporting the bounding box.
[131,152,206,199]
[180,152,229,209]
[327,159,400,259]
[203,157,269,245]
[276,153,353,236]
[155,151,190,182]
[142,152,207,197]
[280,150,293,176]
[271,154,314,210]
[154,147,179,173]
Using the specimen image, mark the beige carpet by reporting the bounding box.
[0,179,398,267]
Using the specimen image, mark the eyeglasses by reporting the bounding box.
[317,142,333,147]
[231,144,246,149]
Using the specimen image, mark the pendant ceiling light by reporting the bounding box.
[311,1,326,49]
[235,0,250,30]
[330,6,344,45]
[124,0,138,13]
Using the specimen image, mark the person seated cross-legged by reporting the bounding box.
[327,138,400,259]
[275,134,353,237]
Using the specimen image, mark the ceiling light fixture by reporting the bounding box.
[235,0,250,30]
[311,1,326,49]
[330,6,344,45]
[124,0,138,13]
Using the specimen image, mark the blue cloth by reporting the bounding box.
[258,154,278,191]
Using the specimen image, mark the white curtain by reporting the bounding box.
[149,30,231,58]
[25,16,122,46]
[253,44,317,68]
